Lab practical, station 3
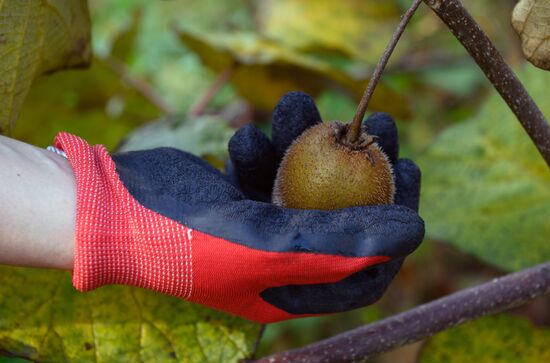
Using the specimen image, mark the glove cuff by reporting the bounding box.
[54,133,193,299]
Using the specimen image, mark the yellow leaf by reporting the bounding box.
[0,0,91,132]
[0,266,260,362]
[512,0,550,71]
[257,0,401,64]
[177,28,411,118]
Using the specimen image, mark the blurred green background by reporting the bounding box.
[2,0,550,362]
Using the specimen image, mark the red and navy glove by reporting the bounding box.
[55,92,424,323]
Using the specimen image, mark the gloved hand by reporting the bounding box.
[55,92,424,323]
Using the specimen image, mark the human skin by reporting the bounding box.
[0,135,75,270]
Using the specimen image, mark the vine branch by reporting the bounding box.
[423,0,550,167]
[104,56,175,115]
[255,261,550,363]
[348,0,422,143]
[189,63,236,118]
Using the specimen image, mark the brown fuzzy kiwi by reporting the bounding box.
[273,122,395,210]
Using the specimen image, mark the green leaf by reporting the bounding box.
[119,115,234,162]
[0,266,260,363]
[419,65,550,271]
[0,358,32,363]
[315,91,358,123]
[176,28,411,118]
[12,57,160,150]
[420,314,550,363]
[90,0,252,115]
[0,0,91,132]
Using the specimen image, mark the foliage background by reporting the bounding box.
[1,0,549,362]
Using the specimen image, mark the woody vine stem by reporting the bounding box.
[253,0,550,362]
[256,262,550,363]
[424,0,550,167]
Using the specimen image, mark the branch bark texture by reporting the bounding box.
[256,262,550,363]
[424,0,550,167]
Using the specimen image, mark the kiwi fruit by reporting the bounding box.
[272,121,395,210]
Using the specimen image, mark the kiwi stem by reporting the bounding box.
[348,0,423,144]
[189,62,237,118]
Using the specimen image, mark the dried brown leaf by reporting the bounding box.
[512,0,550,70]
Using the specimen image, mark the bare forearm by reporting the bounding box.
[0,135,75,269]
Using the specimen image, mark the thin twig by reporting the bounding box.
[249,324,266,360]
[189,64,236,118]
[255,261,550,363]
[423,0,550,167]
[103,56,175,115]
[348,0,423,143]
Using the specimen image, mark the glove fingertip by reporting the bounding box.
[259,258,404,315]
[364,112,399,164]
[228,124,277,197]
[229,124,272,164]
[272,91,322,159]
[394,158,421,212]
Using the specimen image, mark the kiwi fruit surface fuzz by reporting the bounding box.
[273,122,395,210]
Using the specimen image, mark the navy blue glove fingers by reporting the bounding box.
[228,124,277,201]
[363,113,420,211]
[260,259,403,314]
[363,112,399,164]
[394,159,421,212]
[228,91,321,200]
[272,91,322,160]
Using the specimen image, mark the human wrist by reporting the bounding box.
[0,135,76,269]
